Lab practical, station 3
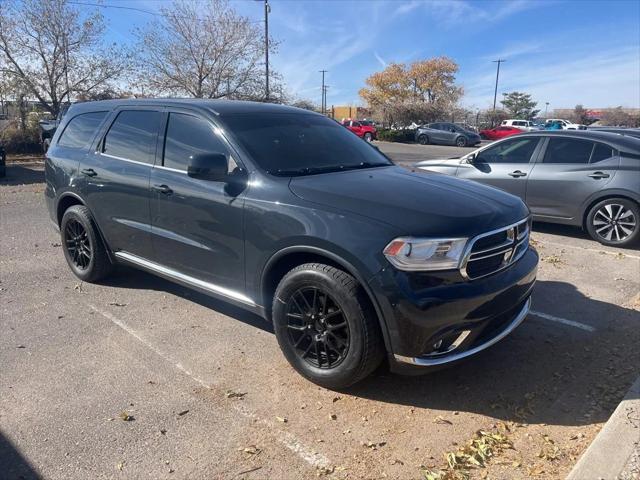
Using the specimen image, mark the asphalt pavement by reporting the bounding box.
[1,158,639,480]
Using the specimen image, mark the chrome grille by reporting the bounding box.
[461,218,530,280]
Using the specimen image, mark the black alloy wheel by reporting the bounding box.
[64,219,92,270]
[285,287,350,369]
[456,136,467,147]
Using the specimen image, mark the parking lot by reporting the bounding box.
[1,147,639,479]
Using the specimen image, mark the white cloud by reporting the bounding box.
[374,51,388,68]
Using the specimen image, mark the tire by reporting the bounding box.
[418,134,429,145]
[455,136,467,147]
[586,198,639,247]
[60,205,114,282]
[272,263,384,389]
[363,132,373,142]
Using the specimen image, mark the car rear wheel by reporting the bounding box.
[61,205,114,282]
[586,198,639,247]
[363,132,373,142]
[418,134,429,145]
[455,136,467,147]
[272,263,384,389]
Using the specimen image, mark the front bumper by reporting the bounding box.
[368,247,538,371]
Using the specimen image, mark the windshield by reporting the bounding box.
[221,113,392,176]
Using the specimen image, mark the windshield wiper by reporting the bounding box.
[271,162,389,177]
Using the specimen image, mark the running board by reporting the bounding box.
[114,251,256,307]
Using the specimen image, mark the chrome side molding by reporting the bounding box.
[394,297,531,366]
[114,251,256,306]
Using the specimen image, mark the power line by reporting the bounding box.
[67,1,263,24]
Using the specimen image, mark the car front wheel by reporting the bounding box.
[455,136,467,147]
[586,198,639,247]
[272,263,384,389]
[418,134,429,145]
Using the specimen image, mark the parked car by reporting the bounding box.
[414,122,481,147]
[544,119,586,130]
[479,126,522,140]
[500,119,539,131]
[416,131,640,247]
[39,103,70,152]
[341,119,377,141]
[45,99,537,388]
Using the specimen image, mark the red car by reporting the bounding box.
[341,119,377,141]
[479,126,521,140]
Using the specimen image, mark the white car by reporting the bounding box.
[544,119,586,130]
[500,119,539,131]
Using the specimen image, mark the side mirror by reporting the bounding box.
[187,153,228,182]
[465,153,476,164]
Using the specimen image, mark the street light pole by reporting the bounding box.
[492,59,505,112]
[319,70,327,114]
[545,102,550,118]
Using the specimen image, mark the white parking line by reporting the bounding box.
[530,310,596,332]
[88,304,331,470]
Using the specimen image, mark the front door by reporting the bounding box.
[526,138,617,219]
[80,108,163,259]
[456,136,541,200]
[149,110,246,294]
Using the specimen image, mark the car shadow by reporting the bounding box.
[99,268,639,428]
[349,279,640,427]
[101,267,274,334]
[0,164,45,186]
[0,431,41,480]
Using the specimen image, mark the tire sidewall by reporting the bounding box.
[456,136,466,147]
[273,268,367,387]
[364,132,372,142]
[60,207,98,281]
[418,134,428,145]
[586,198,640,247]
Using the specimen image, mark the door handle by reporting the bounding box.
[588,171,610,179]
[152,184,173,195]
[508,170,527,178]
[80,168,97,177]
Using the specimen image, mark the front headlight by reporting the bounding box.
[383,237,468,271]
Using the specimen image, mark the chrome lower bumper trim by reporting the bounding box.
[393,297,531,366]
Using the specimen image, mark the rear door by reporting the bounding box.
[526,138,618,220]
[456,136,542,200]
[80,107,163,258]
[149,109,246,293]
[428,123,447,144]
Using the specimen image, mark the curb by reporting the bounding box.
[567,375,640,480]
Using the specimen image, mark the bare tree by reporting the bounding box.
[136,0,281,101]
[0,0,132,116]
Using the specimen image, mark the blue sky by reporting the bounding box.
[99,0,640,110]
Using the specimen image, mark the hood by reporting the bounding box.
[288,166,529,238]
[414,157,463,168]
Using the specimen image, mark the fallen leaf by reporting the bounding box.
[119,411,134,422]
[276,416,288,423]
[177,410,189,416]
[434,416,452,425]
[225,390,246,399]
[329,414,337,420]
[242,445,261,455]
[109,302,127,307]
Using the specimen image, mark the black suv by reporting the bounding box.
[45,99,538,388]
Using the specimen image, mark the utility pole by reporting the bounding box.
[492,59,505,112]
[263,0,270,101]
[544,102,550,118]
[319,70,327,114]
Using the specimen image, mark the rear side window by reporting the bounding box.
[543,138,594,164]
[590,143,614,163]
[163,113,229,170]
[58,112,107,149]
[102,110,162,164]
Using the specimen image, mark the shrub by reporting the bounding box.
[0,120,42,154]
[377,129,415,143]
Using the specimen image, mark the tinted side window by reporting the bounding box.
[58,112,107,149]
[543,138,593,164]
[103,110,162,164]
[477,137,539,164]
[163,113,229,170]
[590,143,614,163]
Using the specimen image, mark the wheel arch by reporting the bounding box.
[581,191,640,229]
[260,246,393,353]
